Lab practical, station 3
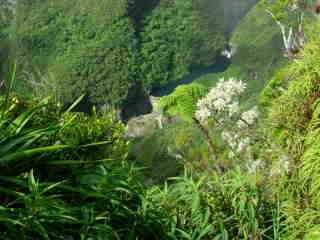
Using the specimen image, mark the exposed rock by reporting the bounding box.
[149,95,160,111]
[125,96,179,139]
[125,112,162,138]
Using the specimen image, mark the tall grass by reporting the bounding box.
[0,68,166,239]
[0,67,286,239]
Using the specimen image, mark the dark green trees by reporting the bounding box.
[141,0,225,90]
[52,18,140,107]
[13,0,225,110]
[0,0,15,81]
[15,0,139,107]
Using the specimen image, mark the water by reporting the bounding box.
[152,56,230,97]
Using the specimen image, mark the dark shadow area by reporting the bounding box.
[71,95,93,114]
[129,0,160,29]
[121,94,153,122]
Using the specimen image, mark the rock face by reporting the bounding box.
[125,95,181,138]
[125,95,163,138]
[125,112,162,138]
[149,96,161,111]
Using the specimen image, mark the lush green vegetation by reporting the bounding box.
[2,0,320,239]
[262,20,320,238]
[1,0,225,110]
[141,0,225,90]
[194,1,288,106]
[0,82,280,239]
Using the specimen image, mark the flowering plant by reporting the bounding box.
[194,78,260,172]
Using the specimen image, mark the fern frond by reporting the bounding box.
[158,83,208,122]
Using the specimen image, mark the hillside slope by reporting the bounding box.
[262,19,320,238]
[195,2,288,105]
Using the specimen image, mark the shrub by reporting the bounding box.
[0,92,168,239]
[148,168,281,239]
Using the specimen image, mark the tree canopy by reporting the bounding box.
[141,0,225,90]
[8,0,225,110]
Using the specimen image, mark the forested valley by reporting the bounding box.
[1,0,320,239]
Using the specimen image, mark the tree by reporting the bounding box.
[0,0,16,81]
[15,0,141,108]
[52,18,140,108]
[141,0,225,91]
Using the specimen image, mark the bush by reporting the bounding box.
[147,168,281,239]
[0,90,283,239]
[0,94,168,239]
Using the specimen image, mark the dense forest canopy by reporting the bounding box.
[1,0,226,110]
[2,0,320,239]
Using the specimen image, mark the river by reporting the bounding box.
[151,56,230,97]
[121,56,230,121]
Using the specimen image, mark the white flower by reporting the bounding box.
[228,101,240,116]
[195,107,211,122]
[240,106,259,126]
[195,78,247,123]
[237,119,247,129]
[221,130,239,149]
[221,131,232,141]
[213,98,227,111]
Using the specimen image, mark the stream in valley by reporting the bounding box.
[122,56,230,121]
[151,56,230,97]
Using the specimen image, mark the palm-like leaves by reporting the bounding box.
[158,83,208,122]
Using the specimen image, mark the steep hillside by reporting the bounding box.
[262,19,320,239]
[219,0,259,34]
[130,1,287,179]
[195,1,288,105]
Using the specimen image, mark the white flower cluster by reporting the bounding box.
[237,106,259,128]
[237,137,251,153]
[194,77,261,167]
[221,131,239,149]
[222,131,251,154]
[195,78,246,122]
